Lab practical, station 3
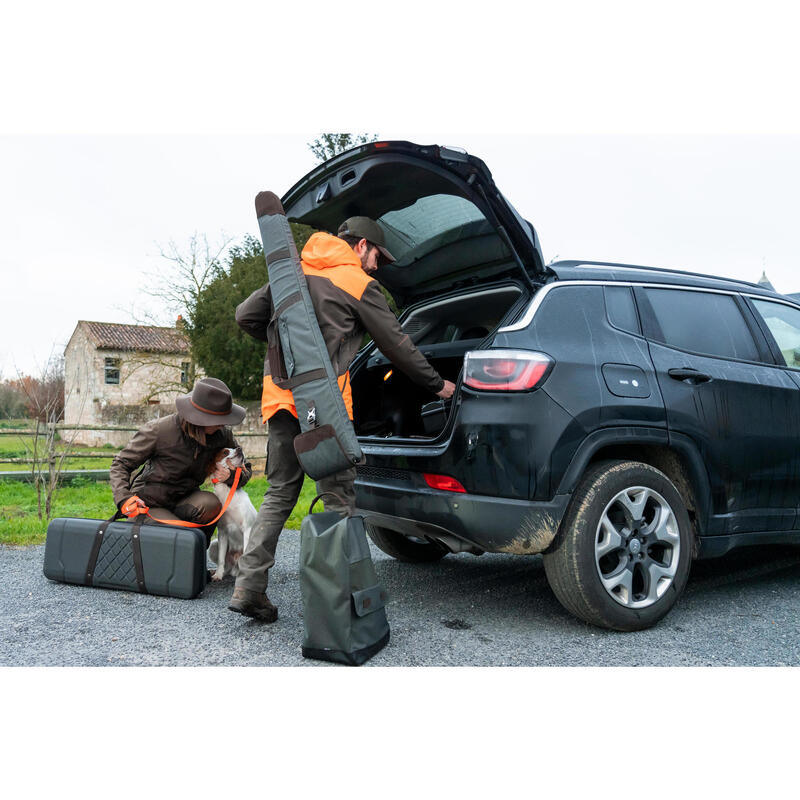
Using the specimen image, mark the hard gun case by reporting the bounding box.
[43,515,208,599]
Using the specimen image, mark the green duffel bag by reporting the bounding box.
[299,494,390,666]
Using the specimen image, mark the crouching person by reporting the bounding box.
[109,377,252,546]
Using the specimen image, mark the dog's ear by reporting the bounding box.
[207,448,229,477]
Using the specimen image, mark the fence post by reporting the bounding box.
[47,421,56,478]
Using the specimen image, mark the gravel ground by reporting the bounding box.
[2,534,800,666]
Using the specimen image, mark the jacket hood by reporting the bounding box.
[301,231,361,270]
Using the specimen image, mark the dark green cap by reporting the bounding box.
[338,216,396,265]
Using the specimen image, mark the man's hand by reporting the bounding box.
[211,464,231,483]
[436,380,456,400]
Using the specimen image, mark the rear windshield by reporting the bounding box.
[378,194,488,265]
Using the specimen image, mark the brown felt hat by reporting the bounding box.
[175,378,246,427]
[338,216,396,266]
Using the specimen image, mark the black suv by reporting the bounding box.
[281,140,800,631]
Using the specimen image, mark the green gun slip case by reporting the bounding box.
[255,191,363,480]
[299,494,390,666]
[43,514,208,599]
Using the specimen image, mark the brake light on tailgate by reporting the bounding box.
[463,350,553,391]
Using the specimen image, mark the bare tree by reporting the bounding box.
[143,232,234,327]
[12,355,65,422]
[12,352,87,521]
[111,346,197,406]
[118,231,234,389]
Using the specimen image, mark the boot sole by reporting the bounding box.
[227,602,278,623]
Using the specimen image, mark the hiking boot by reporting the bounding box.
[228,587,278,623]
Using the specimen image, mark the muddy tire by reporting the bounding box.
[542,460,692,631]
[366,524,449,563]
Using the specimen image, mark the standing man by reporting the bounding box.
[229,217,455,621]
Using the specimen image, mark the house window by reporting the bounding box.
[104,357,121,385]
[180,362,191,385]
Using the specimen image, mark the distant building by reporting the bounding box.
[757,271,800,304]
[64,320,193,446]
[757,271,776,292]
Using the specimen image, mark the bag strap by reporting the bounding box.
[274,367,328,391]
[308,492,348,515]
[130,516,147,593]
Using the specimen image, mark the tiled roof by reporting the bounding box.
[79,321,189,354]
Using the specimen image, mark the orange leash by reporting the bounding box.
[123,467,242,528]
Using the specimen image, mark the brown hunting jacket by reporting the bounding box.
[109,414,252,509]
[236,231,444,422]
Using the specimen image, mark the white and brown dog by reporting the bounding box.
[207,446,257,581]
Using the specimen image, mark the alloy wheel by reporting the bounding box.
[594,485,680,609]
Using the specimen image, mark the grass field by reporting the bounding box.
[0,475,320,546]
[0,431,120,472]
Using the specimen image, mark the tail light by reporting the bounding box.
[423,473,466,493]
[463,350,553,391]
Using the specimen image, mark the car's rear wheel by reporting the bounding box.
[542,460,692,631]
[366,524,450,563]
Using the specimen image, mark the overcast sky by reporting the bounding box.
[2,132,798,377]
[2,2,799,379]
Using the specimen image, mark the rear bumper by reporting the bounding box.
[354,476,571,555]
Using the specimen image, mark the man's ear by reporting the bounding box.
[356,238,368,255]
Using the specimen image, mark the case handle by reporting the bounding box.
[308,492,348,515]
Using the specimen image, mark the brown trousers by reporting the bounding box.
[235,410,355,595]
[144,490,221,546]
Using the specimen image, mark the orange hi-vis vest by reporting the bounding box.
[260,233,372,422]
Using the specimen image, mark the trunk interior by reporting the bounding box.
[352,283,527,440]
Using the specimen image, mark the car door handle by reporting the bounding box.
[668,368,712,385]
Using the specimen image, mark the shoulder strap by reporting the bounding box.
[130,516,147,594]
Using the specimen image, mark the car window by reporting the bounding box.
[643,288,759,361]
[378,194,489,264]
[751,298,800,368]
[604,286,641,335]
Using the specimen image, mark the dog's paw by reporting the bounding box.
[211,570,225,582]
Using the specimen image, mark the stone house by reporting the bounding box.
[64,320,193,447]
